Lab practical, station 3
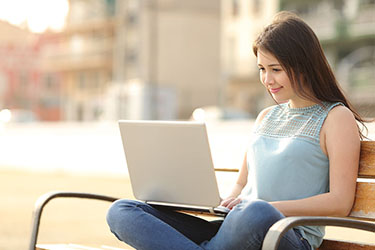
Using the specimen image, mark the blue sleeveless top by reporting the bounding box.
[243,101,341,249]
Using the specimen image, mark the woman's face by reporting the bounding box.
[257,49,310,108]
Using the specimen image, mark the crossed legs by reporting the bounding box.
[106,199,310,250]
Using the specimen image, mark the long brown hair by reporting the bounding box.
[253,11,368,138]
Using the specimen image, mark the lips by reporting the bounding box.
[269,87,282,94]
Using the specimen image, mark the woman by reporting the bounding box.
[106,11,366,250]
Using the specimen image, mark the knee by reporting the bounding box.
[214,200,285,247]
[242,199,276,212]
[106,199,140,230]
[234,199,284,228]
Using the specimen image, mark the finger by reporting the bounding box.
[220,197,236,206]
[228,198,241,209]
[220,199,231,207]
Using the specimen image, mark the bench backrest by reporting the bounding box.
[349,140,375,221]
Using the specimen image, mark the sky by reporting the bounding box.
[0,0,69,33]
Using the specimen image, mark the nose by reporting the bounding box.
[263,71,274,86]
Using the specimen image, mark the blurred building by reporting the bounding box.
[220,0,279,117]
[223,0,375,117]
[141,0,221,119]
[40,0,115,121]
[39,0,221,121]
[2,0,373,121]
[0,21,36,110]
[0,21,61,121]
[282,0,375,117]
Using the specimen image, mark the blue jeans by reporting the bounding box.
[106,199,311,250]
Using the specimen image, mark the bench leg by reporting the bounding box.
[29,191,118,250]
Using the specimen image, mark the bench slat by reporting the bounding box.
[318,239,375,250]
[214,168,239,172]
[359,141,375,178]
[350,182,375,220]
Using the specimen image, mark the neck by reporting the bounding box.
[288,99,317,109]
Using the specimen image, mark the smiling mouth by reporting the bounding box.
[269,87,282,93]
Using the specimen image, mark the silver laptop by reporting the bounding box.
[118,120,229,216]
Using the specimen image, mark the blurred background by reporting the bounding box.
[0,0,374,123]
[0,0,374,249]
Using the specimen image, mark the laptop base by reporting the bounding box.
[146,201,229,217]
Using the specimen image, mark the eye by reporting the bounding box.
[272,68,282,72]
[258,67,265,72]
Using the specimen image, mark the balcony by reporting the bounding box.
[41,37,114,72]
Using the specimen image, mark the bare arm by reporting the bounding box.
[221,106,274,209]
[220,154,248,208]
[270,106,360,217]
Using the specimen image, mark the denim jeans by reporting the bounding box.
[106,199,311,250]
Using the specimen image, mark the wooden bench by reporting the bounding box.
[29,141,375,250]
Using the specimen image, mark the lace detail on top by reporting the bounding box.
[255,102,342,144]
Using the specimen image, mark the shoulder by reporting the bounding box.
[323,104,358,139]
[325,105,356,126]
[320,104,360,157]
[254,105,276,127]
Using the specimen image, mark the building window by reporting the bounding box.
[78,72,86,89]
[44,74,56,90]
[127,13,138,26]
[232,0,239,17]
[253,0,260,15]
[106,0,116,17]
[125,49,138,64]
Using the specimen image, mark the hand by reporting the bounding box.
[220,197,242,210]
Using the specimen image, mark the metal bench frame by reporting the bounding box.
[29,191,118,250]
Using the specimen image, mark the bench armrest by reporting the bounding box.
[29,191,119,250]
[262,216,375,250]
